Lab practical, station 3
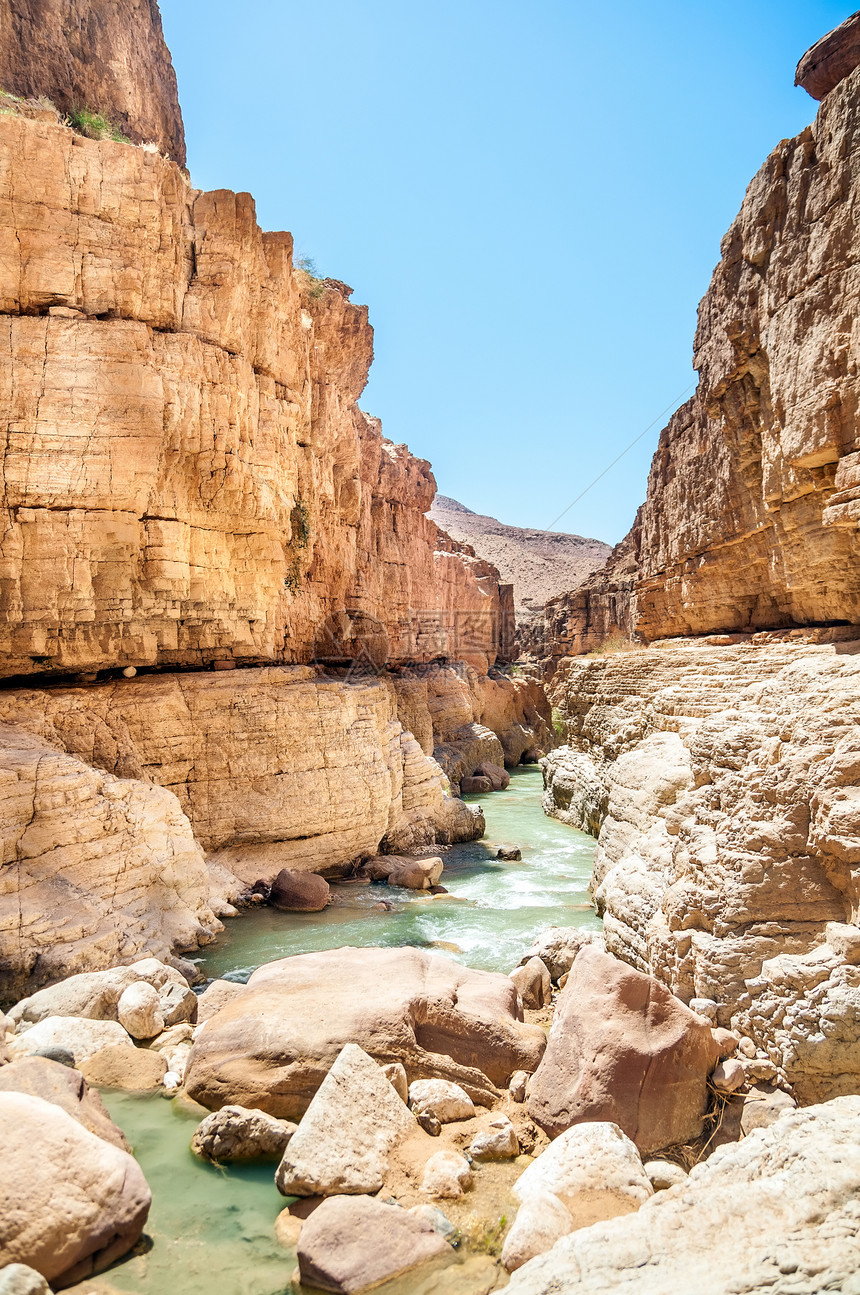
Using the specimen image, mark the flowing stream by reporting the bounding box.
[101,765,598,1295]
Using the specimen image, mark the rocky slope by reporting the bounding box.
[531,34,860,659]
[429,495,610,623]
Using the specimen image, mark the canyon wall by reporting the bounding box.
[535,52,860,659]
[537,23,860,1105]
[543,634,860,1100]
[0,15,536,998]
[0,0,185,162]
[0,104,511,678]
[0,661,549,998]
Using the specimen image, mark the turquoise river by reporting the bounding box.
[100,765,599,1295]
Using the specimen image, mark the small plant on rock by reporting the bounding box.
[295,254,326,301]
[67,107,130,143]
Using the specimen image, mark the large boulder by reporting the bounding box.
[528,948,720,1154]
[78,1044,167,1092]
[116,983,164,1039]
[460,775,493,795]
[505,1097,860,1294]
[191,1105,296,1162]
[275,1044,416,1196]
[0,1092,151,1285]
[269,869,331,912]
[296,1195,451,1294]
[0,1057,129,1151]
[7,1018,132,1067]
[473,762,510,790]
[420,1150,473,1199]
[510,957,552,1009]
[408,1079,475,1123]
[185,946,546,1118]
[195,978,245,1023]
[502,1122,653,1271]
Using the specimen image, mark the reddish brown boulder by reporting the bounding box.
[527,947,720,1154]
[269,869,330,912]
[296,1195,451,1293]
[461,776,493,794]
[796,11,860,100]
[185,946,546,1118]
[474,762,510,791]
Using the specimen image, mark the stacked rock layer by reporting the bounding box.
[533,61,860,660]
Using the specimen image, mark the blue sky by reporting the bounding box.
[160,1,853,545]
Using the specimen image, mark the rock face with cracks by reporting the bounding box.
[184,946,547,1119]
[505,1096,860,1295]
[0,108,509,679]
[0,0,186,162]
[276,1043,416,1196]
[0,1091,151,1285]
[532,49,860,658]
[542,637,860,1098]
[528,947,720,1154]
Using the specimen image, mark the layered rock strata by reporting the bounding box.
[542,635,860,1099]
[533,55,860,659]
[0,105,510,678]
[0,89,546,995]
[0,660,549,998]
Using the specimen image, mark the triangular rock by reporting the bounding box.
[275,1043,415,1196]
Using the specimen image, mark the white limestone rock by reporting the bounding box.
[505,1096,860,1293]
[409,1079,475,1123]
[275,1044,415,1196]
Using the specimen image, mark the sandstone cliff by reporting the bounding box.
[0,68,538,995]
[535,48,860,657]
[0,0,185,162]
[0,661,550,997]
[0,104,510,678]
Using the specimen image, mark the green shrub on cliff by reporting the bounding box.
[296,255,326,301]
[67,107,130,143]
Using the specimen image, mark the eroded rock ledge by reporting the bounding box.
[527,55,860,661]
[0,104,512,678]
[0,660,551,999]
[543,635,860,1101]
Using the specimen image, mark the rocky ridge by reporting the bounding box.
[428,495,610,624]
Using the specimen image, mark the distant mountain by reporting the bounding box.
[429,495,612,619]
